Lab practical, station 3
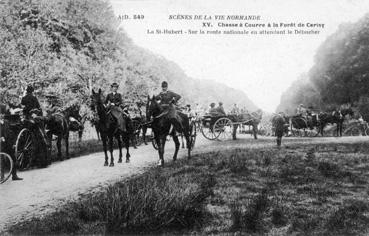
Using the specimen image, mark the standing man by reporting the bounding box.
[105,82,127,132]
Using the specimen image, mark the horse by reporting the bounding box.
[146,95,192,166]
[63,104,87,142]
[90,89,131,166]
[232,110,263,140]
[45,109,70,161]
[318,108,354,136]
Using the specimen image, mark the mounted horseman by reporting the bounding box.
[105,82,131,133]
[148,81,192,166]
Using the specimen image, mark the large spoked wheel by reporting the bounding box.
[350,127,362,136]
[15,128,34,170]
[201,125,219,140]
[0,152,13,184]
[189,121,197,150]
[213,118,233,141]
[291,118,307,137]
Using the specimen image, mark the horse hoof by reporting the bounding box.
[118,159,122,163]
[173,157,177,161]
[126,159,130,163]
[109,163,114,167]
[104,162,108,166]
[157,160,164,166]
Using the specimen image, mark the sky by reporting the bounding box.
[109,0,369,112]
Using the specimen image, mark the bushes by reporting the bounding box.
[8,164,215,235]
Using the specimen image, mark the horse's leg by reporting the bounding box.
[185,132,191,159]
[172,135,180,161]
[65,132,69,159]
[57,135,63,161]
[116,134,123,163]
[181,134,185,149]
[124,135,130,163]
[101,134,109,166]
[78,129,83,142]
[108,135,114,166]
[156,135,165,166]
[96,127,100,140]
[142,126,148,145]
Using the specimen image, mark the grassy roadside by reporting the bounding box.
[8,141,369,235]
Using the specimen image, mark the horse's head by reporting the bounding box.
[146,95,162,120]
[90,89,104,112]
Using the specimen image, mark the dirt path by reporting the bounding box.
[1,135,367,231]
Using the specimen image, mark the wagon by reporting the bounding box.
[200,113,261,141]
[5,111,50,170]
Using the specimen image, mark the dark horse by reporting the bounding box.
[64,104,87,142]
[45,109,69,161]
[147,95,192,166]
[232,110,263,140]
[318,108,354,136]
[90,89,131,166]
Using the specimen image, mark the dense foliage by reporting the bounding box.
[277,14,369,116]
[0,0,257,112]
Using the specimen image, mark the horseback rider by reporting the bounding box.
[156,81,182,133]
[105,82,129,133]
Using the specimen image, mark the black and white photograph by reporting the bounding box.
[1,0,369,235]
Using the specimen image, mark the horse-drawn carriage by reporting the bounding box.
[200,111,262,141]
[0,110,50,183]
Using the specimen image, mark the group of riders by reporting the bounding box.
[1,79,264,181]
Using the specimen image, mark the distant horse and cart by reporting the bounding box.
[199,110,263,141]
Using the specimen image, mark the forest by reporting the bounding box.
[277,13,369,119]
[0,0,257,113]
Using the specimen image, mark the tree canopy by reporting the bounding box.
[0,0,257,112]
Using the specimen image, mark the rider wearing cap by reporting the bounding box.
[156,81,183,132]
[156,81,181,106]
[105,82,128,132]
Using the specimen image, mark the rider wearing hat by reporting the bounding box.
[105,82,128,132]
[156,81,183,133]
[156,81,181,106]
[21,85,41,119]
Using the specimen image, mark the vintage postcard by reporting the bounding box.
[1,0,369,235]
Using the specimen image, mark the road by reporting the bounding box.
[0,134,368,231]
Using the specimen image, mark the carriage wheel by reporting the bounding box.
[365,127,369,136]
[0,152,13,184]
[189,121,197,150]
[213,118,233,141]
[200,124,220,140]
[350,127,362,136]
[15,128,34,170]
